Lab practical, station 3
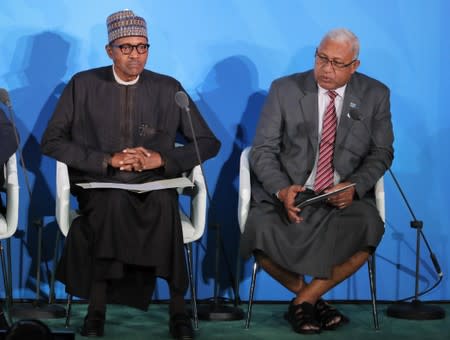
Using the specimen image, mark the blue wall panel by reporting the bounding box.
[0,0,448,302]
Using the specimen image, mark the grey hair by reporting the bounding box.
[320,28,360,59]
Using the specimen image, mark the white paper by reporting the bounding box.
[76,177,194,193]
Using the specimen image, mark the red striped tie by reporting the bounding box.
[314,90,338,193]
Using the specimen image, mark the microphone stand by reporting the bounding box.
[348,108,444,320]
[385,168,445,320]
[176,92,243,321]
[1,89,66,319]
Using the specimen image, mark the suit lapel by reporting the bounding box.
[336,79,360,147]
[297,72,319,154]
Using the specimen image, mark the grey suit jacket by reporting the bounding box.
[250,70,394,204]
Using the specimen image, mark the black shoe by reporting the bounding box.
[169,313,193,340]
[0,312,9,330]
[79,312,105,337]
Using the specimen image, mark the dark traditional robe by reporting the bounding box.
[0,108,18,211]
[41,66,220,309]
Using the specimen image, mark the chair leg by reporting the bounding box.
[185,243,198,330]
[6,238,12,311]
[367,256,379,330]
[49,229,61,304]
[65,294,72,328]
[0,242,10,309]
[245,260,258,329]
[35,220,43,302]
[234,254,241,306]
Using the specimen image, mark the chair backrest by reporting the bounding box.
[237,146,386,232]
[55,161,79,237]
[55,160,207,243]
[0,154,19,239]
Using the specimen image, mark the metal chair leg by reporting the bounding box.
[368,256,379,330]
[6,238,12,311]
[49,229,61,304]
[35,219,43,302]
[245,260,258,329]
[234,254,241,307]
[185,243,198,330]
[65,294,72,328]
[0,242,10,306]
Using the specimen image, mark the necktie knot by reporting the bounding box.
[328,90,337,100]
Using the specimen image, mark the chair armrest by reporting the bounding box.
[5,154,19,236]
[238,147,252,233]
[186,165,207,242]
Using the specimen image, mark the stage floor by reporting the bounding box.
[22,302,450,339]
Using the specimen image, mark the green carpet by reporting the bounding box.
[37,302,450,339]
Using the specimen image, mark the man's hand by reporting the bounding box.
[110,147,164,172]
[326,181,356,209]
[278,184,305,223]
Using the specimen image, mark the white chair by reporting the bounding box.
[238,146,384,330]
[0,154,19,314]
[53,161,207,329]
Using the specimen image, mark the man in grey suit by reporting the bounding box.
[240,28,394,334]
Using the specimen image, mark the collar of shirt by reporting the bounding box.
[112,65,140,85]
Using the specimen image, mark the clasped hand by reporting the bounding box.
[110,147,164,172]
[278,181,355,224]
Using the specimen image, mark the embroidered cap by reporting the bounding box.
[107,9,147,43]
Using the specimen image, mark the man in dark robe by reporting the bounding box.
[0,107,18,329]
[240,28,394,334]
[0,108,18,195]
[41,10,220,339]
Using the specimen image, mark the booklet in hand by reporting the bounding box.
[294,183,356,208]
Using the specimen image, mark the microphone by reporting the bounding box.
[174,90,244,320]
[175,91,191,113]
[347,106,361,121]
[1,94,68,315]
[0,88,33,210]
[346,101,360,120]
[174,91,209,200]
[348,108,443,279]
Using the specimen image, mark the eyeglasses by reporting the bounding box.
[110,43,150,55]
[315,49,357,69]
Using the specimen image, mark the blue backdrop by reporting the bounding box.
[0,0,448,302]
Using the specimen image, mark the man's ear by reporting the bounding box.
[105,44,113,59]
[350,60,361,74]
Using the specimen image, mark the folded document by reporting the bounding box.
[295,183,356,208]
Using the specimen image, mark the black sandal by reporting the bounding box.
[315,299,349,330]
[285,300,321,334]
